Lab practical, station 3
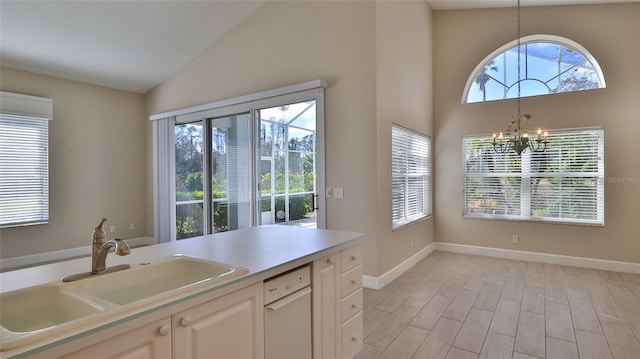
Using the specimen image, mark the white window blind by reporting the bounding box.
[392,125,431,229]
[0,92,52,228]
[463,127,604,225]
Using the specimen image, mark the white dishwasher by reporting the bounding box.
[264,264,312,359]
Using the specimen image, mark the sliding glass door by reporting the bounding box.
[258,102,317,228]
[173,89,324,240]
[175,121,204,240]
[210,113,252,233]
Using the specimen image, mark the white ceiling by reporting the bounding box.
[0,1,266,93]
[1,1,635,94]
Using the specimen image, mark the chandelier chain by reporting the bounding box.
[517,0,521,122]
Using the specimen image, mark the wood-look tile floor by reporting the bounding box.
[355,251,640,359]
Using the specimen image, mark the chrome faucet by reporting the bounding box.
[63,218,131,282]
[91,218,130,273]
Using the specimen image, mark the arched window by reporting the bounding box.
[463,35,605,104]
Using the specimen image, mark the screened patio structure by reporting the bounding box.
[258,101,318,228]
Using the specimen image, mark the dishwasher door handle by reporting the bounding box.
[264,287,311,311]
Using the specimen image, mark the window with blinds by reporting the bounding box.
[392,125,431,230]
[463,127,604,225]
[0,92,52,228]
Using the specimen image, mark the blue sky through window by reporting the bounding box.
[465,38,604,104]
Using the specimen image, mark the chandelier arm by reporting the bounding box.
[529,139,548,152]
[493,142,511,154]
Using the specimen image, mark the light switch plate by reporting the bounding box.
[334,188,344,199]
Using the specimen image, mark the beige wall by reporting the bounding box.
[146,0,379,276]
[3,1,636,275]
[0,68,147,258]
[146,0,434,277]
[375,1,434,275]
[433,3,640,263]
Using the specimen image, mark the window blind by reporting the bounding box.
[0,114,50,227]
[463,127,604,225]
[392,125,431,229]
[0,92,52,228]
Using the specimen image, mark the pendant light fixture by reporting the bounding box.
[492,0,548,155]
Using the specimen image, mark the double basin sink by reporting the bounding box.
[0,256,248,350]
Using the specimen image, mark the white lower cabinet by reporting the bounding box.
[312,252,340,359]
[36,244,363,359]
[172,281,264,359]
[312,244,363,359]
[62,317,172,359]
[59,282,263,359]
[341,311,364,359]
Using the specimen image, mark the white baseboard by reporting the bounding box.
[362,242,640,290]
[362,243,436,290]
[435,242,640,275]
[0,237,155,272]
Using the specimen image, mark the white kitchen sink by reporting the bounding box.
[0,285,103,334]
[0,255,248,350]
[78,255,247,305]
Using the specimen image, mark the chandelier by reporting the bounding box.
[492,0,548,156]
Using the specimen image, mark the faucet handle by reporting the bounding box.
[96,217,107,228]
[93,218,108,242]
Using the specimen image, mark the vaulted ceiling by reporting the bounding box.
[0,1,266,93]
[1,1,635,94]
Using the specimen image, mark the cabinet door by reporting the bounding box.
[312,253,340,359]
[172,282,264,359]
[61,317,172,359]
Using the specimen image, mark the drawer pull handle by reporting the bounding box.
[351,255,357,261]
[180,316,192,327]
[351,336,358,342]
[351,303,357,309]
[351,279,357,285]
[326,258,334,265]
[158,324,170,336]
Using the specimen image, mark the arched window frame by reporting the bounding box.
[462,34,606,104]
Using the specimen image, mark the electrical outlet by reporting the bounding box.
[130,222,136,230]
[512,234,519,244]
[109,225,116,233]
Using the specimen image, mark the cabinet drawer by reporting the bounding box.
[341,265,362,298]
[341,245,362,273]
[341,311,363,359]
[341,288,362,322]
